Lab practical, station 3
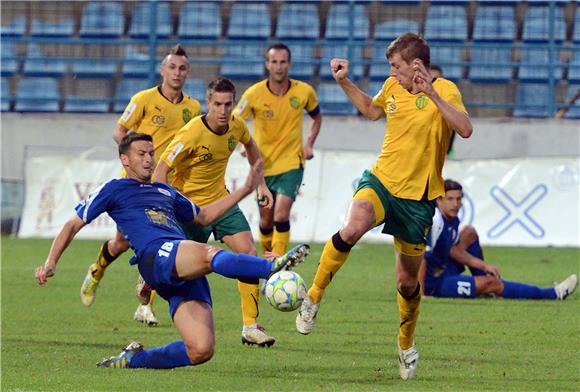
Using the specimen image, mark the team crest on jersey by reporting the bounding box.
[182,108,192,123]
[289,96,300,109]
[145,208,169,225]
[152,115,165,125]
[416,95,429,109]
[228,135,237,152]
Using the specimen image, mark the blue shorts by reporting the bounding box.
[137,239,212,318]
[433,275,477,298]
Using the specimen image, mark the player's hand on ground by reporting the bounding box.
[257,184,273,209]
[330,58,349,82]
[412,59,435,96]
[35,261,56,286]
[304,144,314,160]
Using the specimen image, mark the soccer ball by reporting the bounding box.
[264,270,307,312]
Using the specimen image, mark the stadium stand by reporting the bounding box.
[568,49,580,83]
[184,78,207,112]
[424,5,468,42]
[518,48,563,82]
[287,43,316,82]
[469,48,513,83]
[369,44,390,81]
[79,2,125,38]
[319,44,364,80]
[574,8,580,43]
[220,44,265,80]
[472,5,516,42]
[513,83,552,118]
[430,46,463,81]
[1,16,26,36]
[30,18,75,37]
[23,43,67,77]
[374,19,420,42]
[522,5,566,43]
[227,3,271,40]
[129,2,172,38]
[15,77,60,112]
[318,82,357,115]
[276,3,320,41]
[177,2,221,39]
[325,3,370,41]
[113,79,149,112]
[1,78,11,111]
[563,84,580,119]
[1,42,19,77]
[72,56,118,79]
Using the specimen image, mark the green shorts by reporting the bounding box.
[264,168,304,201]
[355,170,435,245]
[181,204,251,243]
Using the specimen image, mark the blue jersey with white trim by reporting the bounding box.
[75,178,200,264]
[423,208,464,294]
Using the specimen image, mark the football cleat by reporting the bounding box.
[80,264,101,306]
[270,243,310,275]
[398,341,419,380]
[135,275,152,305]
[295,295,320,335]
[97,341,144,368]
[134,304,159,326]
[555,274,578,300]
[241,324,276,347]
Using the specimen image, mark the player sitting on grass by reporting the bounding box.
[35,132,310,369]
[419,179,578,300]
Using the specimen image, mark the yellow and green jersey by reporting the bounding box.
[371,77,467,201]
[235,79,319,176]
[160,115,251,207]
[119,86,202,165]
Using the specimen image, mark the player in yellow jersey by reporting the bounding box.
[79,45,202,326]
[235,43,322,257]
[295,33,474,380]
[153,78,280,347]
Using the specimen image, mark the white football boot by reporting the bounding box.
[555,274,578,300]
[241,324,275,347]
[134,304,159,326]
[295,295,320,335]
[398,341,419,380]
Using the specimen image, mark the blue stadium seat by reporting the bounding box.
[367,80,385,97]
[177,2,221,39]
[518,48,563,82]
[220,45,264,80]
[368,45,391,81]
[30,18,75,37]
[574,8,580,43]
[80,2,125,38]
[1,42,19,77]
[568,50,580,83]
[522,6,566,43]
[23,43,67,77]
[325,3,369,41]
[114,79,150,112]
[15,77,60,112]
[430,46,463,81]
[563,84,580,119]
[2,78,11,111]
[469,48,512,83]
[472,6,516,42]
[374,20,419,42]
[513,83,551,118]
[317,82,356,115]
[122,46,155,78]
[129,2,172,38]
[288,44,315,81]
[1,17,26,36]
[73,57,118,78]
[276,3,319,40]
[184,78,206,113]
[227,3,270,39]
[424,5,467,42]
[319,44,364,81]
[64,97,110,113]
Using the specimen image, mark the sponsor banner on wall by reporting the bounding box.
[19,152,579,247]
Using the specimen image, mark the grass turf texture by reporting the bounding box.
[2,237,579,391]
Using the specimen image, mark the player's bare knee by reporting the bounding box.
[109,239,130,255]
[397,278,419,297]
[205,246,222,268]
[185,342,214,365]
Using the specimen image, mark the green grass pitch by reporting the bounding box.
[2,237,579,391]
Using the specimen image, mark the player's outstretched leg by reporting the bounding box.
[555,274,578,300]
[97,342,144,368]
[269,243,310,274]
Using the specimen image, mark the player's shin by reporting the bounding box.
[129,341,192,368]
[210,251,272,280]
[309,232,353,303]
[238,280,260,326]
[397,284,421,350]
[259,226,273,254]
[272,220,291,255]
[91,240,119,279]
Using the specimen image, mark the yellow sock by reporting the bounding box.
[271,228,290,256]
[148,290,157,306]
[91,241,116,280]
[238,281,260,326]
[308,235,351,304]
[397,288,421,350]
[259,229,273,255]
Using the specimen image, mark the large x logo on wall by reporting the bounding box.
[487,184,548,239]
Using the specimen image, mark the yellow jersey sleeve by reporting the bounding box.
[118,89,148,130]
[304,84,319,113]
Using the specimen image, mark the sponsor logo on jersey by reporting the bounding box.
[289,96,300,109]
[236,99,248,115]
[228,135,237,152]
[198,145,213,162]
[182,108,192,123]
[415,95,428,109]
[121,103,137,122]
[386,94,396,113]
[167,142,184,162]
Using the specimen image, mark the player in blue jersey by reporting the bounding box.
[419,179,578,300]
[35,133,310,369]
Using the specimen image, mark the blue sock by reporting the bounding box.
[130,341,192,369]
[467,239,486,276]
[502,280,557,300]
[210,250,271,280]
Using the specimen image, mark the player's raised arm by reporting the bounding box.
[194,161,264,226]
[35,215,86,286]
[331,58,384,121]
[152,159,172,183]
[112,124,130,145]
